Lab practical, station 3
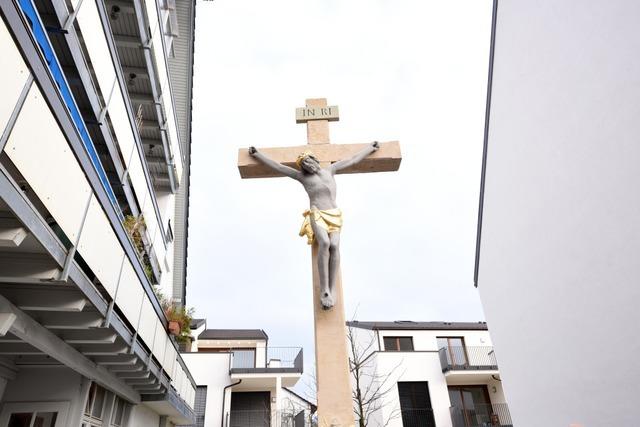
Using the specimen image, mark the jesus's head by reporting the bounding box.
[296,151,320,174]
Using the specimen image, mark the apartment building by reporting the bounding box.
[347,321,511,427]
[0,0,197,425]
[182,322,312,427]
[474,1,640,425]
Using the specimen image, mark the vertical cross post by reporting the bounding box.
[303,98,355,427]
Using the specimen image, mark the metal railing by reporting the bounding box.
[439,346,498,372]
[399,409,436,427]
[229,347,303,373]
[227,409,313,427]
[266,347,304,369]
[228,409,271,427]
[450,403,512,427]
[278,410,313,427]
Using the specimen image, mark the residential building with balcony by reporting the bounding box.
[347,321,512,427]
[0,0,197,425]
[182,323,313,427]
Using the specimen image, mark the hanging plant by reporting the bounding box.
[165,303,195,344]
[123,214,146,255]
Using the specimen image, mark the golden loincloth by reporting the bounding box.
[299,208,343,245]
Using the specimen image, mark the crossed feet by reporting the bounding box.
[320,290,334,310]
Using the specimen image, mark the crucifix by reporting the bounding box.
[237,98,401,426]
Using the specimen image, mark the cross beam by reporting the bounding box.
[237,141,401,178]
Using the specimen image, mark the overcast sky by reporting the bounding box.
[187,0,493,394]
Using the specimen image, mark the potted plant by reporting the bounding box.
[164,301,195,344]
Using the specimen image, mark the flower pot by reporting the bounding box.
[168,320,181,336]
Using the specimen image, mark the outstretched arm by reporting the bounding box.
[330,141,380,174]
[249,146,301,180]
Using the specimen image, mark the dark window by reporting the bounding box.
[229,392,271,427]
[194,386,208,427]
[383,336,414,351]
[449,386,495,427]
[397,382,436,427]
[166,219,174,243]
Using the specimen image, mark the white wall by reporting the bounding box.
[375,352,452,427]
[182,353,232,427]
[130,403,160,426]
[477,1,640,426]
[2,367,82,403]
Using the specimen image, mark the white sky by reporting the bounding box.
[187,0,493,394]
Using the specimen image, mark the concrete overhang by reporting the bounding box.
[444,370,500,385]
[230,372,302,389]
[141,388,195,425]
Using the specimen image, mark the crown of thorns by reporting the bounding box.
[296,151,318,168]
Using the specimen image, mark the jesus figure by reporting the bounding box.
[248,141,380,309]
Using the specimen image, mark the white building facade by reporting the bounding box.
[0,0,197,425]
[347,321,511,427]
[474,1,640,426]
[182,324,313,427]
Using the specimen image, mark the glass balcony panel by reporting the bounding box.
[144,1,160,45]
[150,23,169,92]
[5,85,92,243]
[231,350,256,369]
[108,84,136,163]
[138,296,158,350]
[152,318,168,363]
[163,342,177,379]
[114,259,144,330]
[77,196,125,297]
[76,0,116,100]
[0,19,29,133]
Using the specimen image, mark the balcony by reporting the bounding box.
[227,409,312,427]
[398,409,436,427]
[450,403,512,427]
[0,0,196,417]
[439,346,498,373]
[230,347,303,374]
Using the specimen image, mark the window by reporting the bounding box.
[8,412,57,427]
[383,336,414,351]
[110,397,127,427]
[83,383,107,427]
[397,382,436,427]
[437,337,468,366]
[448,386,493,427]
[0,402,69,427]
[166,219,174,243]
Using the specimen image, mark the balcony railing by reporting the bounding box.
[450,403,512,427]
[229,347,303,374]
[227,410,312,427]
[398,409,436,427]
[439,346,498,372]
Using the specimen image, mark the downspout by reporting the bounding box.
[131,0,178,194]
[221,379,242,427]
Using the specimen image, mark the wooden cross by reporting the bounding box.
[237,98,401,426]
